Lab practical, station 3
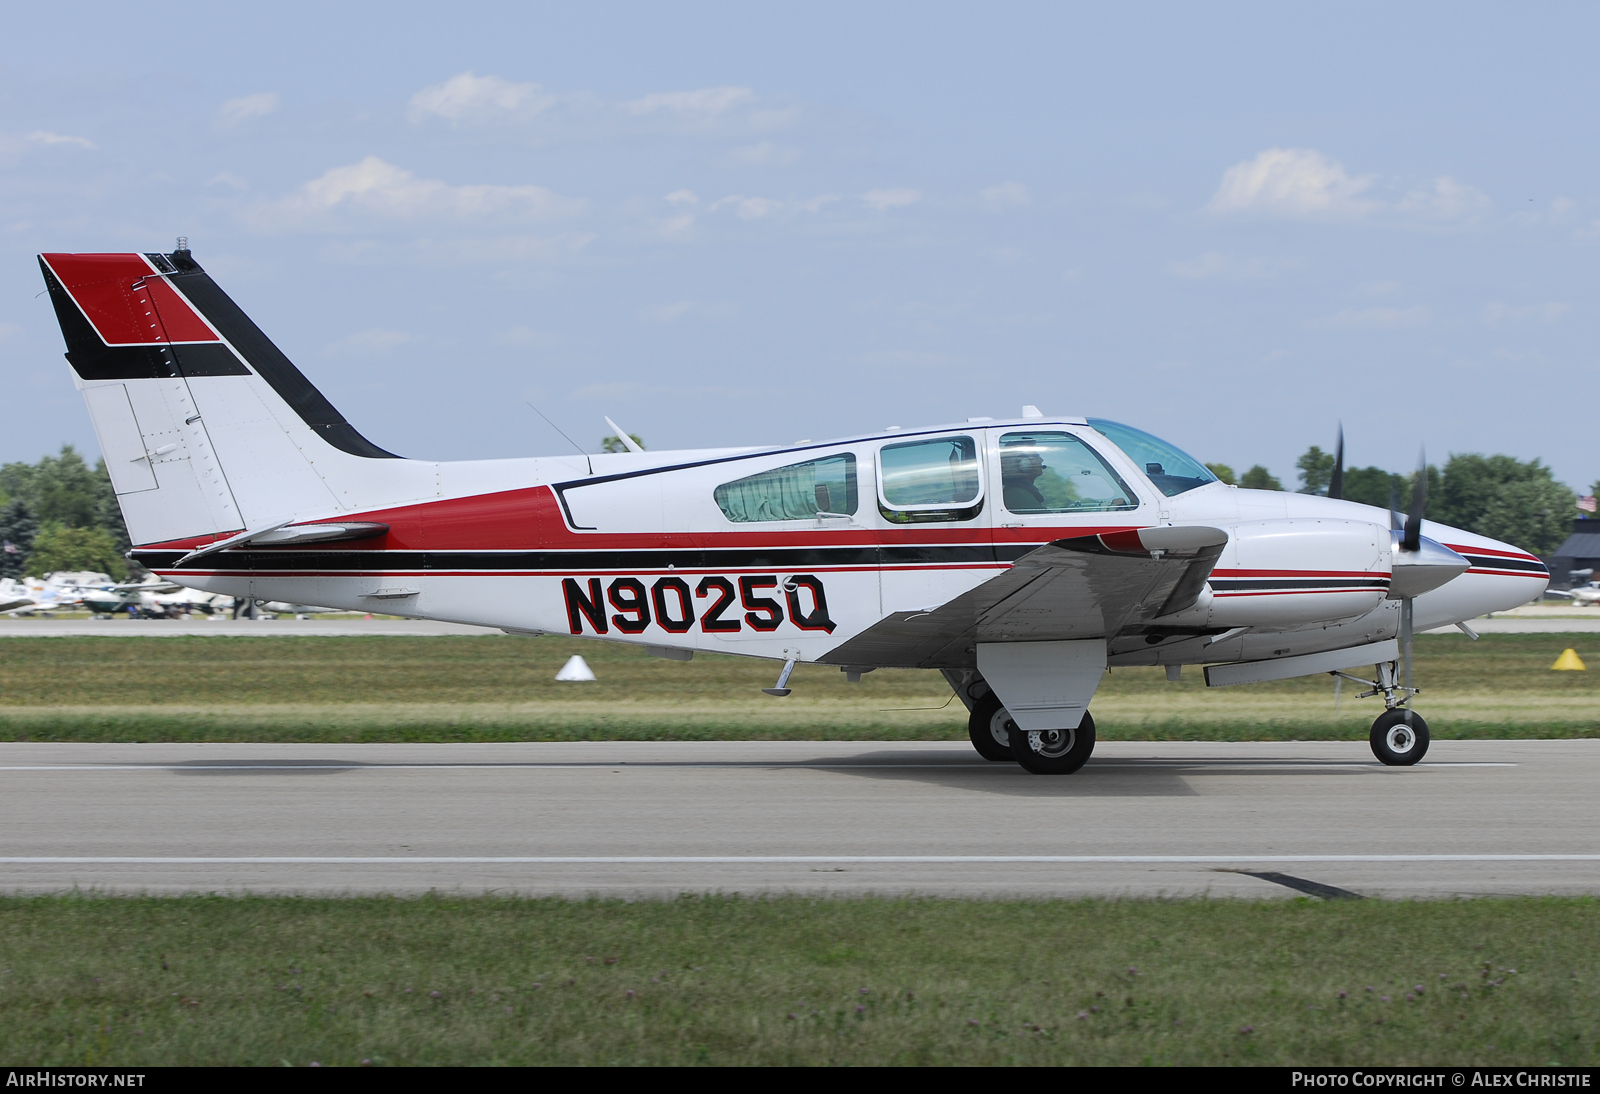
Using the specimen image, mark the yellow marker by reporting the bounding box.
[1552,648,1587,671]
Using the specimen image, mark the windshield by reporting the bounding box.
[1086,419,1217,497]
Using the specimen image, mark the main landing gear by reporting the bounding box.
[1331,659,1431,766]
[966,691,1096,774]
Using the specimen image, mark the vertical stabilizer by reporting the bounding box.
[40,247,417,548]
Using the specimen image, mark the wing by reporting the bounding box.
[822,526,1229,669]
[0,598,38,614]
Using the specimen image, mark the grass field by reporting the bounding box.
[0,632,1594,743]
[1,894,1594,1066]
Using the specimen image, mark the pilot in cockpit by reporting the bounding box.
[1001,448,1048,512]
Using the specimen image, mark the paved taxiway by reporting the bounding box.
[1,740,1596,900]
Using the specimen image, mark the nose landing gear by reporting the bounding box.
[1330,660,1430,766]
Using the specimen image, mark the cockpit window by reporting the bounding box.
[715,454,858,522]
[1086,419,1217,498]
[999,432,1138,513]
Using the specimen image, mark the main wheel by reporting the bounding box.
[1370,709,1430,766]
[1012,712,1097,775]
[966,691,1015,761]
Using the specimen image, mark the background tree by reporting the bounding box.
[600,433,646,453]
[0,500,37,580]
[1430,454,1571,553]
[1296,445,1335,495]
[0,446,133,578]
[1204,462,1237,486]
[1342,466,1410,510]
[1240,465,1283,491]
[23,524,124,579]
[1474,480,1573,555]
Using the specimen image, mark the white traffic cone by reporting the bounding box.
[555,655,597,682]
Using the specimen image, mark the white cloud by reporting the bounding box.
[208,171,248,189]
[217,93,279,129]
[1484,301,1569,327]
[0,322,21,343]
[711,194,783,220]
[625,87,753,116]
[664,189,698,206]
[981,182,1029,211]
[1209,148,1374,219]
[862,188,921,212]
[26,131,95,150]
[1166,252,1287,280]
[1398,176,1491,220]
[1313,306,1432,330]
[409,72,554,123]
[728,141,798,167]
[640,301,736,323]
[261,156,582,226]
[326,328,412,356]
[496,326,558,347]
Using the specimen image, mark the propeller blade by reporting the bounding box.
[1402,447,1426,552]
[1389,481,1402,531]
[1328,423,1344,500]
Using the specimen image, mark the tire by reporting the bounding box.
[1011,712,1097,775]
[966,690,1015,761]
[1370,709,1430,766]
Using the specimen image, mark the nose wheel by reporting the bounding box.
[1370,708,1430,766]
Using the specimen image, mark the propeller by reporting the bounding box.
[1401,447,1426,553]
[1396,446,1430,719]
[1328,423,1344,501]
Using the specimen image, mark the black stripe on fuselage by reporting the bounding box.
[1458,554,1547,574]
[1209,578,1390,592]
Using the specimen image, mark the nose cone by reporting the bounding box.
[1411,522,1550,626]
[1389,531,1470,599]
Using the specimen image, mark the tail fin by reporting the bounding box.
[40,246,406,548]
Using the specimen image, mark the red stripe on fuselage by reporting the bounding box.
[135,485,1145,553]
[42,253,219,345]
[1443,543,1541,562]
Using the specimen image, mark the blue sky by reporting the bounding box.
[3,2,1596,492]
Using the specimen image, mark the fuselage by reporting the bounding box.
[130,417,1547,669]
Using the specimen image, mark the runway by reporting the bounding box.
[1,615,1598,636]
[1,740,1596,900]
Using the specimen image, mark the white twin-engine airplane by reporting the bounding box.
[39,245,1550,773]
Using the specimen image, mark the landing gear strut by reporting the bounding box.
[1330,659,1430,766]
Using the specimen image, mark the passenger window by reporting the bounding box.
[999,432,1139,514]
[714,454,858,522]
[878,435,983,523]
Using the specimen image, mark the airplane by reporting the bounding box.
[77,577,234,618]
[0,571,117,615]
[35,244,1550,772]
[1545,576,1600,607]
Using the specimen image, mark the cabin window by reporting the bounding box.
[714,454,858,523]
[999,432,1139,514]
[877,435,984,523]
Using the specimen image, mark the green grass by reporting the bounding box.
[0,632,1595,743]
[1,894,1594,1066]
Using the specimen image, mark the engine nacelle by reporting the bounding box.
[1159,518,1390,629]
